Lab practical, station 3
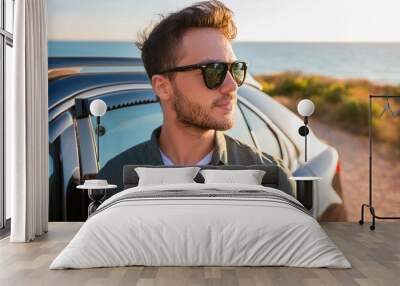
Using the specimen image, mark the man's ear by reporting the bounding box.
[151,74,172,101]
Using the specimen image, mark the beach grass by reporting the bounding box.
[255,72,400,150]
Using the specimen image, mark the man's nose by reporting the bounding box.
[219,70,238,94]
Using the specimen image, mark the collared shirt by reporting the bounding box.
[97,125,293,195]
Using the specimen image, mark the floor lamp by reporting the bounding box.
[292,99,317,211]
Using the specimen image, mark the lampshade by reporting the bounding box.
[90,99,107,117]
[297,99,315,117]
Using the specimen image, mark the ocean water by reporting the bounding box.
[48,41,400,85]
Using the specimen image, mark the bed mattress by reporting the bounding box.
[50,183,351,269]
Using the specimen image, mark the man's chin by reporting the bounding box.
[212,113,234,130]
[214,124,233,131]
[187,119,233,131]
[209,119,234,131]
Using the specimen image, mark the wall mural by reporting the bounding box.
[47,0,400,223]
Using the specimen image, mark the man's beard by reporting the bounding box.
[171,84,234,131]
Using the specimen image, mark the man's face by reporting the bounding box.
[169,28,238,131]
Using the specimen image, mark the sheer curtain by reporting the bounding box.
[6,0,49,242]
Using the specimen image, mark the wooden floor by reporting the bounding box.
[0,222,399,286]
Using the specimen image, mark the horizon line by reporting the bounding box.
[48,39,400,44]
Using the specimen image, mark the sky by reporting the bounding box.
[47,0,400,42]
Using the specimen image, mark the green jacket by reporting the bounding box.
[97,126,294,196]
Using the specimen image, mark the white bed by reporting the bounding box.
[50,183,351,269]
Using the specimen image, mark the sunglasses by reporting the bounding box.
[158,61,248,89]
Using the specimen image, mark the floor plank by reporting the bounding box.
[0,222,399,286]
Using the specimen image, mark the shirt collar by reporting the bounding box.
[147,126,164,165]
[211,130,227,165]
[150,126,227,166]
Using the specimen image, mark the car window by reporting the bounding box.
[91,103,163,168]
[91,100,255,167]
[239,103,283,160]
[225,105,255,148]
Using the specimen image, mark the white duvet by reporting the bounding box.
[50,183,351,269]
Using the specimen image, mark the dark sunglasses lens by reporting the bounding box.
[204,63,227,89]
[231,62,246,86]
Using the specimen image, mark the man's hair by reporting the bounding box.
[136,0,237,80]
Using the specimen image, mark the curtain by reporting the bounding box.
[6,0,49,242]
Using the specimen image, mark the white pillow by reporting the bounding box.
[135,167,201,186]
[200,169,266,185]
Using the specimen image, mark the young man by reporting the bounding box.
[99,1,293,194]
